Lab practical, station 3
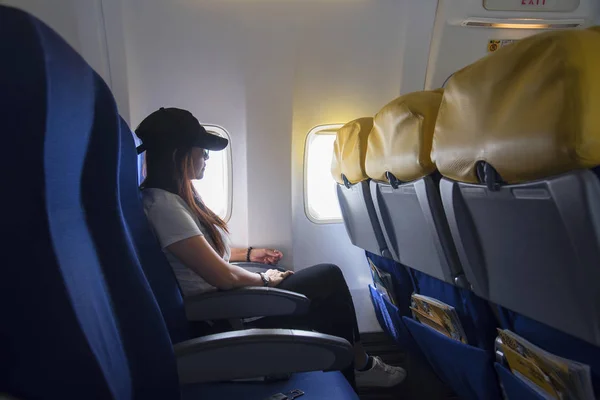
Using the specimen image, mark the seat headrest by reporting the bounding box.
[331,117,373,185]
[365,90,443,183]
[433,27,600,184]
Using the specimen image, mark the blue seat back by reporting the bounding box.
[403,271,501,400]
[410,270,497,351]
[0,6,180,398]
[118,118,189,344]
[365,252,414,348]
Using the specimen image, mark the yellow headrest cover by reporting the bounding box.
[433,27,600,184]
[331,117,374,185]
[365,90,443,182]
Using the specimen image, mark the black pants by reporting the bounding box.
[252,264,360,387]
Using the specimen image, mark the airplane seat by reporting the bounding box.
[118,116,315,336]
[433,27,600,399]
[365,89,466,287]
[0,5,358,399]
[117,116,201,343]
[332,117,417,347]
[0,5,179,397]
[118,119,357,398]
[332,117,390,257]
[366,90,501,400]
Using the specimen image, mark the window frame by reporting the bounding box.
[303,124,344,225]
[200,124,233,222]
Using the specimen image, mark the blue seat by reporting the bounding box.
[117,116,190,343]
[0,5,357,399]
[0,6,178,398]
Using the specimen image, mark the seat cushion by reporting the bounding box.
[182,371,358,400]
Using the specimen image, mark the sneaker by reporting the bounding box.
[355,356,407,388]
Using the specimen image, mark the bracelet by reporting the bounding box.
[246,246,253,262]
[258,272,270,286]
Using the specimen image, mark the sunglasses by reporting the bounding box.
[202,149,209,160]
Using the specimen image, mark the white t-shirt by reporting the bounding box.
[142,188,231,296]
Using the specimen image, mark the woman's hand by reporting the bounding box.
[250,248,283,265]
[264,269,293,287]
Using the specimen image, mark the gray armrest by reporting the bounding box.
[232,262,287,273]
[174,328,353,384]
[184,287,309,321]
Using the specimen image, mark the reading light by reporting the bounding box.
[460,18,586,30]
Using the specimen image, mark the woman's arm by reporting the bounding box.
[231,247,284,264]
[168,237,291,290]
[230,247,249,263]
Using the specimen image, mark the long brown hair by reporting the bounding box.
[141,147,229,256]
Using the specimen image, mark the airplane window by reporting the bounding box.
[192,126,233,222]
[304,125,344,224]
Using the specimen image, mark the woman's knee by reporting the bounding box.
[310,263,348,288]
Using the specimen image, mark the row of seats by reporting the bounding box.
[0,5,358,399]
[333,26,600,399]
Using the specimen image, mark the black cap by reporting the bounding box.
[135,107,228,154]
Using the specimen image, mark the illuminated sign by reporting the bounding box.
[484,0,580,12]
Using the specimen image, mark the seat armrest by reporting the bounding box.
[174,328,353,384]
[232,262,287,273]
[184,287,309,321]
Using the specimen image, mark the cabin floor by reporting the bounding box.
[359,332,458,400]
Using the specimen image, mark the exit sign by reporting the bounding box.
[484,0,580,11]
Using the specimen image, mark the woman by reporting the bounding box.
[137,107,406,389]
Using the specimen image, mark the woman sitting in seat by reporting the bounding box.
[136,107,406,389]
